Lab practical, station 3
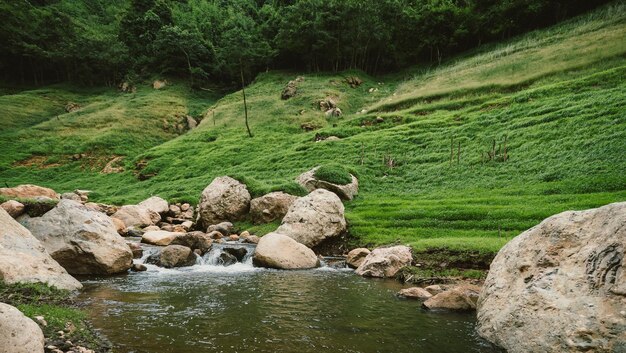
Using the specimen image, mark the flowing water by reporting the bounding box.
[78,243,502,353]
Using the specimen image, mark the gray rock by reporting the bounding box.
[253,232,319,270]
[159,245,197,268]
[197,177,250,227]
[277,189,346,247]
[207,221,234,236]
[112,205,160,228]
[250,192,298,224]
[477,202,626,353]
[346,248,370,269]
[0,303,45,353]
[424,285,481,311]
[170,231,213,255]
[355,245,412,278]
[296,167,358,200]
[0,208,81,290]
[138,196,169,215]
[21,200,133,275]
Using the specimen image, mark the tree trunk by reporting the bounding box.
[240,65,253,138]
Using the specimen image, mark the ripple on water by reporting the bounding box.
[79,266,502,353]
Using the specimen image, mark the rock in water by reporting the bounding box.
[170,231,213,255]
[21,200,133,275]
[0,184,59,200]
[197,177,250,227]
[141,230,184,246]
[423,285,481,311]
[0,303,45,353]
[138,196,169,215]
[346,248,370,269]
[355,245,412,278]
[250,192,298,224]
[277,189,346,248]
[253,232,320,270]
[296,167,358,201]
[398,287,433,300]
[0,208,82,290]
[159,245,197,268]
[477,202,626,353]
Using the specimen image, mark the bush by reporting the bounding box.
[314,164,352,185]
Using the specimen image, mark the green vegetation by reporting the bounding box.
[314,164,352,185]
[0,0,611,86]
[0,283,109,351]
[2,3,625,258]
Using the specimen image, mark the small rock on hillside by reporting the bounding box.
[0,208,82,290]
[424,285,481,311]
[21,200,133,275]
[398,287,433,300]
[277,189,346,248]
[0,184,59,200]
[197,177,250,227]
[253,232,320,270]
[138,196,169,214]
[346,248,370,269]
[112,204,160,228]
[355,245,412,278]
[297,167,359,201]
[250,192,298,224]
[0,303,45,353]
[477,202,626,353]
[1,200,25,218]
[142,230,184,246]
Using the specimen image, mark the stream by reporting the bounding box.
[78,242,503,353]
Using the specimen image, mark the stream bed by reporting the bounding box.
[78,265,503,353]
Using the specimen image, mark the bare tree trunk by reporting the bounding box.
[240,65,253,138]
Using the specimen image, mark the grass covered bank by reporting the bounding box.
[1,3,625,261]
[0,283,110,352]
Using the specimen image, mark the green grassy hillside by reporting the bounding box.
[2,3,625,256]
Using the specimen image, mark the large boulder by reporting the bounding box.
[0,208,81,290]
[197,177,250,227]
[0,303,45,353]
[1,200,25,218]
[138,196,169,215]
[253,232,320,270]
[21,200,133,275]
[477,202,626,353]
[355,245,412,278]
[424,284,481,311]
[276,189,346,248]
[297,167,358,200]
[346,248,370,269]
[150,245,197,268]
[0,184,58,200]
[112,205,160,228]
[141,230,184,246]
[249,192,298,224]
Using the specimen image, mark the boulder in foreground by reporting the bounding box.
[355,245,412,278]
[21,200,133,275]
[253,232,319,270]
[147,245,197,268]
[0,303,45,353]
[0,208,81,290]
[477,202,626,353]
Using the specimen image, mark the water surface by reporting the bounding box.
[79,252,501,353]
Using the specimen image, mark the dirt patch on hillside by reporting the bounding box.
[13,155,62,169]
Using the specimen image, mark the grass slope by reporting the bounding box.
[2,3,625,255]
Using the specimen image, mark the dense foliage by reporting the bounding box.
[0,0,610,86]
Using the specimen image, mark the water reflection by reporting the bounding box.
[79,268,502,353]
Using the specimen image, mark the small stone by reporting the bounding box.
[34,315,47,327]
[229,234,240,242]
[131,263,147,272]
[240,230,251,239]
[180,203,190,211]
[398,287,432,300]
